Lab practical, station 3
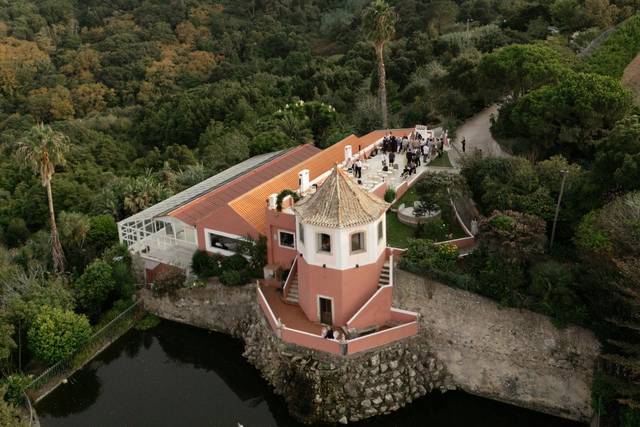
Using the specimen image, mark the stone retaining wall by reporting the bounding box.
[141,274,600,424]
[394,270,600,422]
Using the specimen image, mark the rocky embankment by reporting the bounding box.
[141,272,600,424]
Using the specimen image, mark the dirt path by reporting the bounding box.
[622,53,640,103]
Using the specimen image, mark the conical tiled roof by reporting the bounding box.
[293,165,389,228]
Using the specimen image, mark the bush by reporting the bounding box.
[1,374,31,406]
[191,250,220,278]
[529,260,586,325]
[415,219,449,241]
[153,266,186,296]
[4,218,29,248]
[585,14,640,79]
[74,260,116,318]
[27,307,91,365]
[219,270,248,287]
[221,253,249,272]
[400,239,459,272]
[384,188,396,203]
[87,215,118,254]
[135,313,160,331]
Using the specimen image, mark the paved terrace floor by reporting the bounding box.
[354,147,450,193]
[260,283,324,335]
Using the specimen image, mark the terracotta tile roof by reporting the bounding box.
[228,129,412,234]
[294,165,389,228]
[169,144,321,225]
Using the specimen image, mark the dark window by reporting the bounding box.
[351,232,365,253]
[317,233,331,253]
[279,231,295,248]
[208,233,242,252]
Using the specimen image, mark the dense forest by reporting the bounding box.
[0,0,639,425]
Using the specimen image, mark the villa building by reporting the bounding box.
[119,127,454,354]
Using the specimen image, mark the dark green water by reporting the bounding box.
[37,320,584,427]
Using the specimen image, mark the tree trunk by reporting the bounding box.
[376,43,389,129]
[46,180,65,272]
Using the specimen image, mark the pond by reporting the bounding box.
[37,320,584,427]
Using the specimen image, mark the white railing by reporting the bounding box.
[257,284,280,329]
[282,256,298,299]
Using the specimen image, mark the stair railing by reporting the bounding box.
[282,256,298,300]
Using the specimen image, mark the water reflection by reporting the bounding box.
[37,320,584,427]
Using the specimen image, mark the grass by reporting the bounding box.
[386,210,468,249]
[428,151,453,168]
[386,212,415,248]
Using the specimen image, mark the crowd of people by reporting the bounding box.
[346,129,447,183]
[378,131,445,178]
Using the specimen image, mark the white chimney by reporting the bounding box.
[268,193,278,210]
[299,169,310,193]
[344,145,353,163]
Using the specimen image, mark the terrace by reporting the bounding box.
[257,251,419,356]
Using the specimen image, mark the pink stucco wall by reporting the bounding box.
[281,327,343,355]
[347,321,419,354]
[196,205,260,251]
[346,286,393,330]
[297,252,387,326]
[265,208,297,267]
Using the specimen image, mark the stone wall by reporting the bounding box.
[393,269,600,422]
[141,274,600,424]
[141,284,454,424]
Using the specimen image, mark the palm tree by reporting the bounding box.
[362,0,397,129]
[17,123,69,272]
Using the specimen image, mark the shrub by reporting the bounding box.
[221,253,249,272]
[415,219,449,241]
[0,385,27,427]
[384,188,396,203]
[153,266,186,296]
[74,260,116,318]
[4,218,29,248]
[102,243,132,267]
[135,313,161,331]
[28,307,91,365]
[400,239,459,272]
[529,260,585,325]
[1,374,31,406]
[87,215,118,254]
[219,270,248,287]
[191,250,220,278]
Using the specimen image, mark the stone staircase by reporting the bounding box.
[285,275,299,304]
[378,262,391,287]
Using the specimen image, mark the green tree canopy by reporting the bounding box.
[478,43,571,101]
[493,72,633,161]
[27,306,91,364]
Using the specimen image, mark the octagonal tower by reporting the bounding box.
[293,165,390,326]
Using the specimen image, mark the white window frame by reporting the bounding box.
[317,295,335,325]
[350,230,366,254]
[316,233,332,254]
[204,228,247,257]
[278,229,296,249]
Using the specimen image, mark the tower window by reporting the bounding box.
[317,233,331,253]
[298,222,304,244]
[378,221,384,242]
[351,231,365,253]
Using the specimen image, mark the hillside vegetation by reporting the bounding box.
[0,1,639,426]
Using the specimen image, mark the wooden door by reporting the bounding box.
[319,297,333,325]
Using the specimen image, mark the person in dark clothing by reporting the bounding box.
[461,137,466,153]
[389,151,395,165]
